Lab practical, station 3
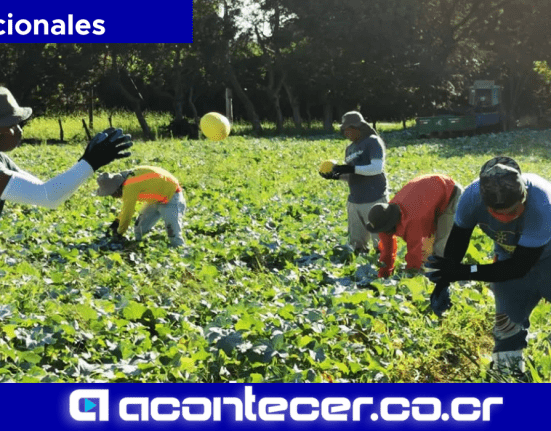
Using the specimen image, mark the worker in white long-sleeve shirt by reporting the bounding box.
[0,86,132,216]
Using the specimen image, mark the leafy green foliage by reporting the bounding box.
[1,119,551,382]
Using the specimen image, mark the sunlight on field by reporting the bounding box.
[2,117,551,383]
[23,111,415,143]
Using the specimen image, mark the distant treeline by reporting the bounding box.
[2,0,551,138]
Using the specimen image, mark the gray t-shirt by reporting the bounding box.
[343,134,388,203]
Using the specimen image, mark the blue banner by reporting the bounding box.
[0,383,547,430]
[0,2,193,42]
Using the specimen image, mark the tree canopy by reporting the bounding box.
[1,0,550,135]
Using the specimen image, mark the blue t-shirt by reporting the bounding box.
[344,134,388,204]
[455,173,551,260]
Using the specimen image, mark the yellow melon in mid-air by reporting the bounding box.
[200,112,231,141]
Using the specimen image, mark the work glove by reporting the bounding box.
[430,281,452,317]
[378,267,392,278]
[424,255,470,284]
[319,171,340,180]
[106,219,120,237]
[80,128,133,171]
[332,164,355,176]
[105,219,127,243]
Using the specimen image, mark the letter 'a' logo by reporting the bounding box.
[69,390,109,421]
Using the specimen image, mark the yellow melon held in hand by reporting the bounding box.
[319,160,337,175]
[200,112,231,141]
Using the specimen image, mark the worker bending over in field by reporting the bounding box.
[366,174,463,281]
[319,111,388,254]
[96,166,186,247]
[425,156,551,375]
[0,87,132,215]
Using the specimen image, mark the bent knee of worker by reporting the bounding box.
[493,313,525,341]
[493,313,528,352]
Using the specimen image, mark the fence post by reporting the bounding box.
[58,119,64,142]
[225,88,233,124]
[89,85,94,131]
[82,119,91,141]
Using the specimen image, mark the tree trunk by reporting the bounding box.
[58,119,64,142]
[173,49,185,124]
[174,99,184,123]
[507,73,529,130]
[188,85,200,126]
[112,56,154,141]
[323,100,333,132]
[174,83,185,123]
[266,73,285,135]
[273,93,284,134]
[226,62,262,134]
[132,104,153,141]
[119,82,153,141]
[336,105,346,122]
[225,88,233,124]
[305,103,312,129]
[284,82,302,130]
[508,74,516,129]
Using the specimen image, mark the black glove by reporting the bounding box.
[106,219,120,237]
[80,128,133,171]
[332,164,355,176]
[319,171,340,180]
[430,281,452,317]
[425,255,470,283]
[105,219,126,242]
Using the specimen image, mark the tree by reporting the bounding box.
[277,0,421,129]
[99,44,154,140]
[194,0,264,134]
[0,44,104,113]
[410,0,551,122]
[486,0,551,126]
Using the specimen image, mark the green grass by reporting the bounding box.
[22,109,413,143]
[1,113,551,382]
[23,110,173,143]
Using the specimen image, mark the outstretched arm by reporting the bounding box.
[427,221,543,283]
[0,128,132,209]
[0,161,93,209]
[427,244,544,283]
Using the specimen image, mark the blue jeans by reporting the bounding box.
[134,191,186,246]
[491,254,551,352]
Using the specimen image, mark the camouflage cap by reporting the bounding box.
[479,156,526,209]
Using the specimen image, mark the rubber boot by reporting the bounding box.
[491,350,525,375]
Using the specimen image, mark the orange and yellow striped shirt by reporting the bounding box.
[117,166,182,235]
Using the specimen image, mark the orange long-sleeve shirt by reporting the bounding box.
[378,174,457,277]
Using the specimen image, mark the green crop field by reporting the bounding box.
[1,112,551,383]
